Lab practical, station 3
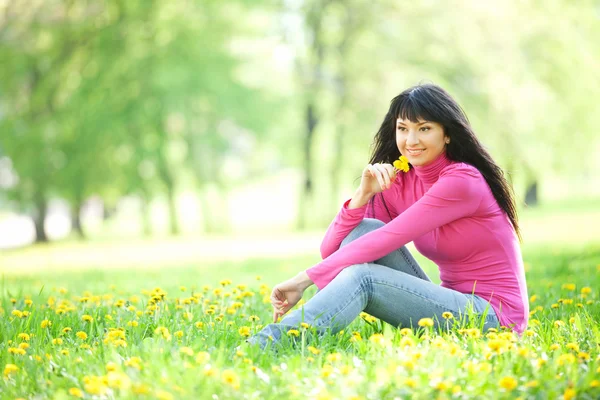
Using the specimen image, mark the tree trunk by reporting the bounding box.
[524,180,539,207]
[165,182,179,236]
[71,201,86,239]
[297,102,318,230]
[140,193,153,237]
[33,191,48,243]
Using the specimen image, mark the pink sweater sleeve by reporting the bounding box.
[319,185,399,259]
[307,165,483,289]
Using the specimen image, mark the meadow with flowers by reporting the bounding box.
[1,240,599,399]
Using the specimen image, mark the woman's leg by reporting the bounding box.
[247,262,498,349]
[341,218,431,282]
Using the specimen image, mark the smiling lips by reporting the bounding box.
[406,149,425,156]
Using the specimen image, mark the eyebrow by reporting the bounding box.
[396,120,430,125]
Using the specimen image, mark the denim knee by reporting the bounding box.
[336,263,373,291]
[341,218,385,247]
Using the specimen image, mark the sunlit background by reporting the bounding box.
[1,0,599,271]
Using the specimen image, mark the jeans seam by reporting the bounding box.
[397,248,428,280]
[317,268,371,329]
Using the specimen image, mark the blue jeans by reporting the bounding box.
[248,218,499,349]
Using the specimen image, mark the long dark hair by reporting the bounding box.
[368,84,521,240]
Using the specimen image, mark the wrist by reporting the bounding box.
[348,188,373,209]
[294,271,314,291]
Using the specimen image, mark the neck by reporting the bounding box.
[413,151,452,186]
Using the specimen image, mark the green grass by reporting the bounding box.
[1,243,599,399]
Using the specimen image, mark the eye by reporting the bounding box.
[420,126,431,131]
[396,126,406,131]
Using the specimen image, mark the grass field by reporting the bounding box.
[1,205,599,399]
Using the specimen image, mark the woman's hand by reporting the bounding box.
[270,271,313,323]
[359,163,397,195]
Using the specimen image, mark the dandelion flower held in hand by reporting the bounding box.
[393,155,410,172]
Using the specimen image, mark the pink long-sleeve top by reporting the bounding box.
[305,152,529,333]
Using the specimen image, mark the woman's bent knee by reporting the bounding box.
[341,219,385,247]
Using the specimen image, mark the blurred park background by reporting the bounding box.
[0,0,599,272]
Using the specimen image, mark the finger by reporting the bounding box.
[374,164,391,188]
[367,165,386,190]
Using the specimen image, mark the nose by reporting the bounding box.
[406,130,419,146]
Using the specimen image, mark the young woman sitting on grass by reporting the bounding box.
[247,83,528,349]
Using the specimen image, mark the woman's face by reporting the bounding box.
[396,118,448,167]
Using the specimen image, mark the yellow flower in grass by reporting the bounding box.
[442,312,454,320]
[287,329,300,337]
[307,346,321,355]
[4,364,18,377]
[566,343,579,352]
[581,287,592,294]
[326,353,342,363]
[418,318,434,327]
[156,390,174,400]
[222,369,240,390]
[564,388,576,400]
[195,352,211,364]
[82,315,93,323]
[76,332,88,340]
[238,326,251,337]
[393,155,410,172]
[562,283,576,291]
[41,319,52,328]
[498,376,518,391]
[17,333,30,341]
[68,387,84,398]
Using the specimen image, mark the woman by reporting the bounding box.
[247,84,528,349]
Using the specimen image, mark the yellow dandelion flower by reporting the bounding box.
[326,353,342,363]
[17,333,30,341]
[581,287,592,294]
[52,338,63,345]
[76,331,88,340]
[307,346,321,355]
[393,155,410,172]
[287,329,300,337]
[404,378,417,388]
[321,364,334,378]
[590,380,599,388]
[11,310,23,318]
[127,320,138,327]
[300,322,310,329]
[577,352,590,361]
[418,317,434,327]
[180,347,194,356]
[563,388,576,400]
[561,283,576,291]
[399,328,412,336]
[557,353,576,366]
[368,333,388,346]
[195,351,210,364]
[566,342,579,351]
[41,319,52,328]
[174,330,184,339]
[442,312,453,320]
[4,363,19,377]
[549,343,560,351]
[68,387,84,398]
[435,380,452,391]
[553,320,565,328]
[222,369,240,390]
[498,376,518,391]
[525,380,539,388]
[156,390,174,400]
[81,315,93,323]
[238,326,251,337]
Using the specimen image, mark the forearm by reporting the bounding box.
[348,188,373,209]
[294,271,314,291]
